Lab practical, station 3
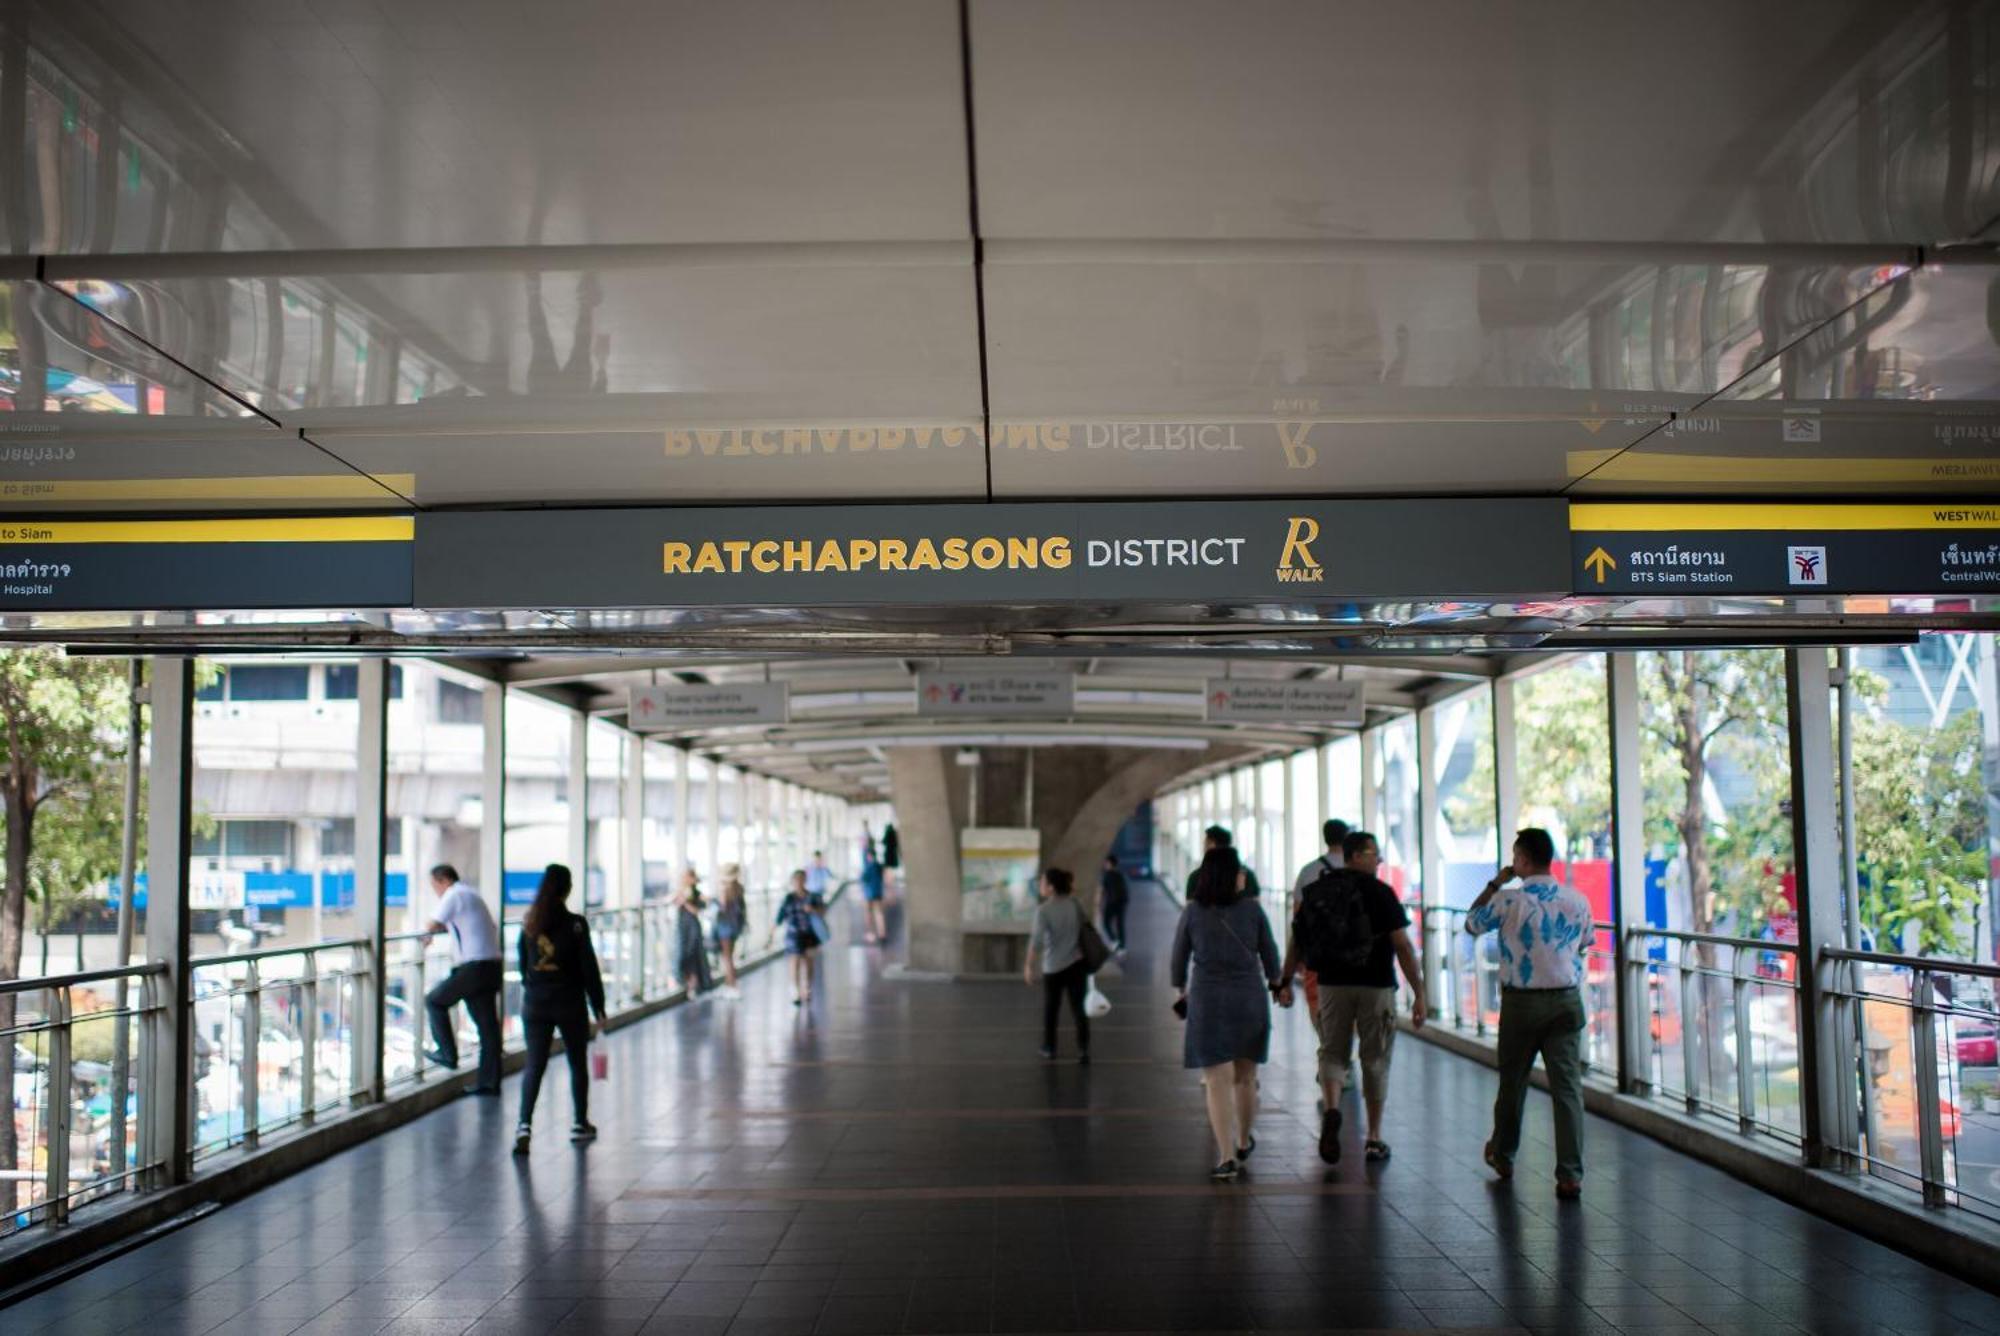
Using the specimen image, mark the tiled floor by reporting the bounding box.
[7,886,1998,1335]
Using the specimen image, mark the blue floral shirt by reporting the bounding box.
[1464,875,1594,989]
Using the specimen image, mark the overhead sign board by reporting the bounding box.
[1205,678,1365,725]
[627,683,788,731]
[417,498,1567,608]
[1570,503,2000,597]
[916,670,1073,718]
[0,516,414,611]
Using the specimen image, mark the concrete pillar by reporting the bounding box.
[479,683,506,921]
[1788,647,1856,1168]
[673,744,691,875]
[353,658,389,1104]
[1416,703,1443,1007]
[1608,653,1651,1094]
[567,708,588,891]
[888,746,965,973]
[1493,675,1519,868]
[142,659,195,1188]
[622,732,645,906]
[1359,727,1380,838]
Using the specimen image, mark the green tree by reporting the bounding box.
[1849,679,1987,957]
[0,650,133,1212]
[1443,663,1612,869]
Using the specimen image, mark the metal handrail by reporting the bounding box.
[1629,925,1801,954]
[190,936,369,967]
[1821,945,2000,981]
[0,960,167,997]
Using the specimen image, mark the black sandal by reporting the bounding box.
[1364,1139,1391,1161]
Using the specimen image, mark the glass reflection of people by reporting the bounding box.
[525,272,608,395]
[513,864,606,1157]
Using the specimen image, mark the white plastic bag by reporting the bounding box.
[1084,980,1112,1018]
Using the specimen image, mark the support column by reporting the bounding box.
[705,763,721,878]
[1493,676,1519,866]
[887,746,964,973]
[1608,653,1651,1094]
[567,708,589,889]
[1359,727,1380,837]
[1415,702,1442,1009]
[480,683,506,922]
[142,658,195,1188]
[1788,647,1855,1168]
[673,745,691,874]
[1250,760,1267,878]
[623,732,645,907]
[1281,755,1297,890]
[353,658,389,1104]
[1318,741,1335,826]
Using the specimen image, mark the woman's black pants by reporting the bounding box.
[1042,961,1091,1054]
[520,1007,590,1127]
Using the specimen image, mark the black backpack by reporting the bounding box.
[1298,867,1378,974]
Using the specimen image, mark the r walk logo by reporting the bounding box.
[1276,516,1325,583]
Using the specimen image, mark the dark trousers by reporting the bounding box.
[1491,987,1586,1182]
[426,959,503,1092]
[519,1008,591,1127]
[1042,961,1091,1053]
[1102,900,1127,951]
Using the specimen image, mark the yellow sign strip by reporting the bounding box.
[1571,503,2000,532]
[1567,450,2000,485]
[0,474,417,501]
[0,517,414,543]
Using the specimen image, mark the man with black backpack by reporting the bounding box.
[1276,830,1425,1165]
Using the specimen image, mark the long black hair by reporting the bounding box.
[1190,846,1242,907]
[521,863,573,938]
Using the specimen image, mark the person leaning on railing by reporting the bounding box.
[1464,828,1595,1199]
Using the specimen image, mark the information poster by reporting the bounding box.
[960,827,1042,928]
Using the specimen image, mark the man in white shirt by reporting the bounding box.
[1464,828,1595,1199]
[423,864,504,1095]
[1287,819,1350,1041]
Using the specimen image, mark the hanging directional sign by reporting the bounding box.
[1569,502,2000,596]
[627,683,789,730]
[916,670,1074,718]
[1205,678,1365,725]
[0,516,414,610]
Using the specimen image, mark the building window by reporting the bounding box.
[200,664,311,702]
[437,679,485,724]
[320,817,403,859]
[193,819,294,862]
[325,664,405,700]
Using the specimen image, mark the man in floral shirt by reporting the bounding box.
[1465,827,1594,1199]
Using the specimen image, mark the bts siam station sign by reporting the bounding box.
[416,499,1567,608]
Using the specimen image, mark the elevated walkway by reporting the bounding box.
[6,888,1996,1335]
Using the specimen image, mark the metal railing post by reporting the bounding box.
[46,986,72,1226]
[1912,970,1948,1208]
[1679,942,1701,1114]
[300,953,319,1124]
[1734,948,1756,1134]
[240,961,261,1148]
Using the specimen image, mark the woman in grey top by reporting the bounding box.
[1172,846,1284,1180]
[1023,867,1090,1063]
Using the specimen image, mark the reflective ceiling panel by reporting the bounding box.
[1576,262,2000,492]
[15,0,969,254]
[0,280,409,509]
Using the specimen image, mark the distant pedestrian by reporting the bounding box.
[1172,846,1283,1181]
[420,864,503,1095]
[1289,819,1351,1040]
[859,848,887,944]
[1278,830,1425,1165]
[881,823,900,869]
[1186,825,1262,901]
[1466,828,1593,1199]
[1099,855,1130,953]
[673,869,713,997]
[513,864,606,1155]
[773,869,825,1006]
[806,850,833,900]
[712,865,747,998]
[1024,867,1091,1063]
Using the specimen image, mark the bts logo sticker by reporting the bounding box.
[1787,546,1828,585]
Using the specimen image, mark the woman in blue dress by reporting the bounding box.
[772,869,825,1006]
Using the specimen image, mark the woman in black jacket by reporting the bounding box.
[513,864,607,1156]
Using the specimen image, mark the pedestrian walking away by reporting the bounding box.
[1099,855,1130,954]
[1466,827,1595,1198]
[512,863,608,1156]
[674,869,715,998]
[857,848,887,944]
[1289,818,1350,1047]
[1172,846,1284,1181]
[1024,866,1091,1063]
[420,864,504,1095]
[712,864,747,998]
[1278,829,1425,1165]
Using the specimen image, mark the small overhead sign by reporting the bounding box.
[916,671,1074,718]
[1205,678,1366,725]
[1570,502,2000,596]
[627,683,789,731]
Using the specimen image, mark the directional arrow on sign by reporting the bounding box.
[1584,547,1617,585]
